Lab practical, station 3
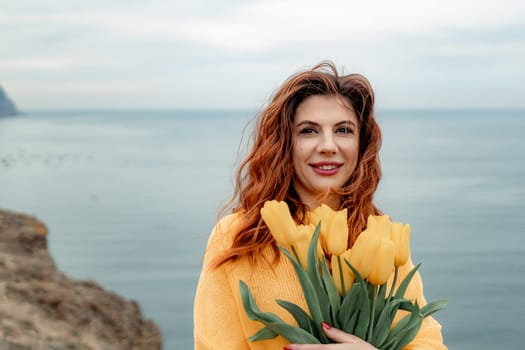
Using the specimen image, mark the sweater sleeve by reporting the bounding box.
[194,214,249,350]
[397,258,447,350]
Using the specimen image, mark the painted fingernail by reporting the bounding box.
[284,346,293,350]
[322,321,332,330]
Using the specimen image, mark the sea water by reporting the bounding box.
[0,109,523,349]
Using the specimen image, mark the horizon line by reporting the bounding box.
[13,106,525,113]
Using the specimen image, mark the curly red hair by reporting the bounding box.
[213,61,382,267]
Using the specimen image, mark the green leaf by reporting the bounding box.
[305,224,332,324]
[344,259,370,340]
[240,280,321,344]
[373,299,408,347]
[240,280,283,323]
[398,300,416,312]
[382,315,407,347]
[276,299,315,333]
[387,340,400,350]
[374,282,387,322]
[394,317,423,350]
[267,323,321,344]
[248,326,278,341]
[394,263,421,300]
[320,256,340,326]
[387,266,399,301]
[353,285,370,339]
[380,336,398,350]
[338,282,361,330]
[239,280,260,319]
[343,259,368,293]
[389,304,420,338]
[280,247,326,337]
[421,299,448,318]
[366,284,378,342]
[345,307,360,334]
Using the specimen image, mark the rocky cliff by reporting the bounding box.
[0,209,162,349]
[0,86,19,117]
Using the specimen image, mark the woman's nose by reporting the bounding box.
[317,133,337,154]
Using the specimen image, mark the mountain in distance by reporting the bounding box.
[0,85,20,117]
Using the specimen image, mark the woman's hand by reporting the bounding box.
[284,322,378,350]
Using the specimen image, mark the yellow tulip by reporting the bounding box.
[366,215,392,238]
[390,222,411,266]
[331,249,354,295]
[306,207,320,227]
[348,230,380,279]
[367,238,395,285]
[293,224,318,269]
[326,208,349,256]
[308,205,349,256]
[260,200,297,247]
[309,204,336,244]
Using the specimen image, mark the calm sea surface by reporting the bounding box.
[0,109,524,349]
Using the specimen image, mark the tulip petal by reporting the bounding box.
[349,232,380,280]
[367,214,392,238]
[367,238,395,286]
[326,209,349,255]
[260,200,297,246]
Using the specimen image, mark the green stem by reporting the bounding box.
[387,266,399,301]
[290,245,302,267]
[337,256,346,295]
[367,284,377,342]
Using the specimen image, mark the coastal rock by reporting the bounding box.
[0,85,19,117]
[0,209,162,349]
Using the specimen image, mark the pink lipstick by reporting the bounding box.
[310,162,342,176]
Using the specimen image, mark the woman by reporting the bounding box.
[194,62,446,350]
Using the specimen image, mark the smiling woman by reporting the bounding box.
[292,95,361,210]
[193,62,446,350]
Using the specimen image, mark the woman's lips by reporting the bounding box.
[310,162,342,176]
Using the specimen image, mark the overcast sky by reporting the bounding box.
[1,0,524,109]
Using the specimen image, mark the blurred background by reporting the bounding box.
[1,1,524,349]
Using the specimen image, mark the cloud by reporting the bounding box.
[0,58,111,70]
[162,0,525,50]
[0,0,524,108]
[4,0,524,51]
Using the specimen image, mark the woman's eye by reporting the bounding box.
[336,127,354,134]
[299,127,317,134]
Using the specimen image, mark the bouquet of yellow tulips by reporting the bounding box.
[239,200,447,350]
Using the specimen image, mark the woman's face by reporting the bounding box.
[292,95,360,209]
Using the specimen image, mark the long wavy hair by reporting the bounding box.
[213,61,382,267]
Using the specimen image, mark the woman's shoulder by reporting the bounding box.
[216,212,243,232]
[205,212,244,256]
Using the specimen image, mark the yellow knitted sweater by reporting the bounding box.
[194,214,447,350]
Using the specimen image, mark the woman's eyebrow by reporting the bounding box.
[335,120,357,128]
[295,120,318,127]
[295,120,357,128]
